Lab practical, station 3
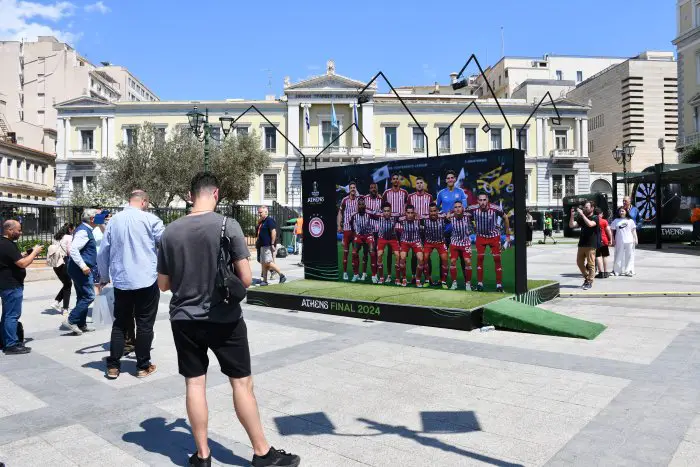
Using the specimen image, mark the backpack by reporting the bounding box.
[46,242,64,268]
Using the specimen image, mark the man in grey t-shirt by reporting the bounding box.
[157,173,299,467]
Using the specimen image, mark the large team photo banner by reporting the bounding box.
[302,149,527,294]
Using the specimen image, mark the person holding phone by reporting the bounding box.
[0,220,43,354]
[569,201,600,290]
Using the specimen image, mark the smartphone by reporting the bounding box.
[25,248,33,255]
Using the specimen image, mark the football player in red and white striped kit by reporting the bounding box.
[449,200,474,291]
[397,205,424,287]
[337,181,360,281]
[375,203,400,285]
[407,176,433,279]
[350,197,378,283]
[423,202,449,289]
[382,173,408,279]
[467,192,511,292]
[361,182,382,281]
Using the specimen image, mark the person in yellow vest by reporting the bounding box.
[294,217,304,266]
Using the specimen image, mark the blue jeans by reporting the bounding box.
[1,287,24,349]
[67,263,95,327]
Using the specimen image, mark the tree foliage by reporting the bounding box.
[680,144,700,164]
[96,123,270,207]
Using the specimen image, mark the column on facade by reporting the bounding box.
[535,118,543,156]
[581,119,589,158]
[361,102,373,154]
[64,117,71,159]
[56,118,65,160]
[287,102,300,156]
[573,118,580,156]
[107,117,115,158]
[349,104,358,148]
[542,118,548,156]
[101,117,108,158]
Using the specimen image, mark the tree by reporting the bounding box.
[680,144,700,164]
[70,183,120,207]
[95,123,270,207]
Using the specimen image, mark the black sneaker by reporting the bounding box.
[252,447,300,467]
[476,283,484,292]
[189,452,211,467]
[3,344,31,355]
[582,282,592,290]
[279,274,287,284]
[594,272,603,279]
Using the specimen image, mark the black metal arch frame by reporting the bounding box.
[229,104,309,168]
[435,100,492,156]
[312,121,371,169]
[355,71,430,158]
[453,54,514,149]
[516,91,562,148]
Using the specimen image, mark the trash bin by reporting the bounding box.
[280,225,295,248]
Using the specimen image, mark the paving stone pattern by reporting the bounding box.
[0,244,699,466]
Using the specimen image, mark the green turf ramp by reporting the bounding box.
[483,299,606,340]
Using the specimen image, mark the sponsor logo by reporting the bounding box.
[306,181,325,204]
[309,217,324,237]
[662,227,685,238]
[301,298,329,309]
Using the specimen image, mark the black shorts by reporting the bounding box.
[544,229,553,237]
[596,246,610,258]
[171,319,251,379]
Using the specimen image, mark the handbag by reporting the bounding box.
[215,216,247,305]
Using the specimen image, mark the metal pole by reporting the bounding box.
[203,108,210,172]
[622,157,627,196]
[661,147,665,169]
[655,163,662,250]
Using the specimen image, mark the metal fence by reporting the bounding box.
[0,201,300,250]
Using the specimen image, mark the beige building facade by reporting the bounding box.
[55,61,592,214]
[0,140,56,204]
[674,0,700,149]
[0,36,158,154]
[567,51,678,174]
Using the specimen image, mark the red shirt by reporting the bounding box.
[599,218,610,246]
[407,191,433,219]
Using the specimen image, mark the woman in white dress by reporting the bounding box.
[610,206,638,277]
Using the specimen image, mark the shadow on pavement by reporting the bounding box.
[273,411,523,467]
[122,417,248,466]
[76,342,110,354]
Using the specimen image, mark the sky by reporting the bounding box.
[0,0,677,101]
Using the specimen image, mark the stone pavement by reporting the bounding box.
[0,244,699,466]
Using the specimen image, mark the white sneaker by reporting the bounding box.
[371,275,378,284]
[450,282,458,290]
[62,319,82,335]
[343,272,349,281]
[465,283,472,291]
[351,274,359,282]
[360,273,367,281]
[51,302,61,312]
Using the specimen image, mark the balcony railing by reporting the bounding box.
[549,148,579,159]
[681,132,700,148]
[70,149,99,161]
[302,146,364,156]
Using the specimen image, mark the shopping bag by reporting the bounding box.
[92,287,114,327]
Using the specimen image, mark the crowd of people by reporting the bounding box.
[0,174,300,467]
[572,196,641,290]
[337,171,512,292]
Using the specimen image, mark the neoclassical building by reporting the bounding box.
[54,61,592,214]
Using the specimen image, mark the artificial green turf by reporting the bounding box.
[337,242,516,292]
[526,280,557,289]
[483,299,606,340]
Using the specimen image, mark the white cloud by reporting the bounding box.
[84,1,109,14]
[0,0,78,43]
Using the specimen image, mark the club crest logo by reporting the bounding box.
[309,217,324,237]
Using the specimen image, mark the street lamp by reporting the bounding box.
[186,106,235,172]
[612,143,635,196]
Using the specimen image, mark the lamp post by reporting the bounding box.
[612,143,635,196]
[186,106,235,172]
[658,137,665,169]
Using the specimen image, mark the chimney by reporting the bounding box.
[449,72,458,83]
[434,82,440,93]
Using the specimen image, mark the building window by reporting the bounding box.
[321,121,339,148]
[464,128,476,152]
[81,130,94,151]
[86,176,95,188]
[555,129,568,150]
[556,70,563,81]
[126,128,138,146]
[412,127,425,153]
[16,160,22,180]
[437,126,450,153]
[6,159,12,178]
[263,174,277,200]
[155,127,166,143]
[588,140,594,153]
[491,128,502,150]
[565,175,576,197]
[576,71,583,82]
[41,167,46,185]
[524,173,529,200]
[517,128,528,151]
[236,126,248,137]
[209,126,220,145]
[384,127,397,153]
[264,126,276,152]
[72,176,83,193]
[37,110,45,126]
[552,175,563,200]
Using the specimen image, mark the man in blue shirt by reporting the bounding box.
[623,196,643,229]
[436,170,467,214]
[98,190,164,379]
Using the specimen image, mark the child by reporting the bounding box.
[610,207,638,277]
